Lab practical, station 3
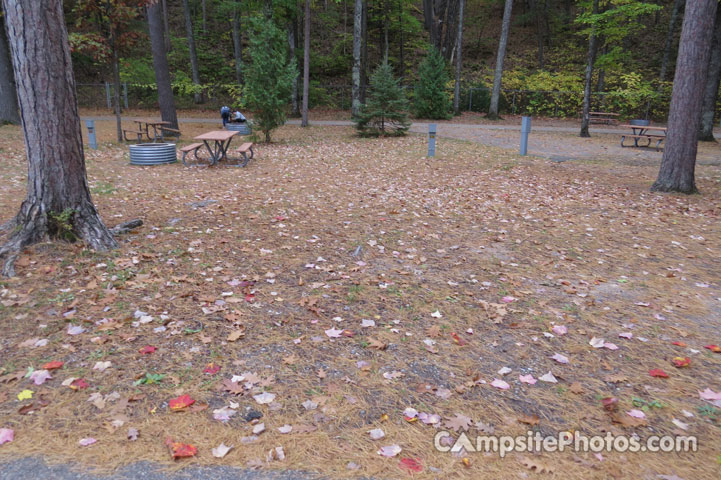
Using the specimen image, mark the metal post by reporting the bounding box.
[520,116,531,156]
[123,83,128,109]
[85,120,98,150]
[428,123,437,157]
[105,82,111,109]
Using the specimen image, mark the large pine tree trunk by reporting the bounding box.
[488,0,512,119]
[301,0,310,127]
[0,0,117,276]
[352,0,362,116]
[233,3,243,85]
[148,0,178,129]
[182,0,203,104]
[652,0,718,194]
[0,14,19,124]
[161,0,171,52]
[453,0,464,115]
[698,7,721,142]
[580,0,599,138]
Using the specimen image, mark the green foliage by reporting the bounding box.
[48,209,77,242]
[241,16,296,143]
[413,47,452,119]
[353,62,410,137]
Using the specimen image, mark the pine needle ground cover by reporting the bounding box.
[0,121,720,479]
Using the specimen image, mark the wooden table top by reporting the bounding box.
[195,130,238,141]
[620,125,667,131]
[132,119,170,126]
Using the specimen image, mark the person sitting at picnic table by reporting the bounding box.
[220,105,231,126]
[230,109,246,123]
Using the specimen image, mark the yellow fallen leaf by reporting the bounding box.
[18,389,33,401]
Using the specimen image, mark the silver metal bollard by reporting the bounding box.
[85,120,98,150]
[428,123,437,157]
[520,116,531,156]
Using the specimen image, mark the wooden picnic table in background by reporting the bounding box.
[619,124,667,151]
[194,130,238,165]
[131,118,170,143]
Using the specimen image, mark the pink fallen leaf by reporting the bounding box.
[211,443,233,458]
[0,428,14,445]
[699,388,721,401]
[67,325,85,335]
[277,425,293,434]
[551,353,569,364]
[627,409,646,419]
[501,296,516,303]
[551,325,567,335]
[603,342,619,350]
[324,328,343,338]
[418,412,441,424]
[399,457,423,472]
[378,444,402,457]
[79,437,97,446]
[490,379,510,390]
[589,337,605,348]
[519,374,537,385]
[539,372,557,383]
[368,428,385,440]
[253,392,276,404]
[618,332,633,339]
[29,369,52,385]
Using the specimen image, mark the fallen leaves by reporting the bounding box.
[29,370,51,385]
[166,438,198,459]
[0,428,14,445]
[377,445,402,457]
[253,392,276,404]
[490,379,510,390]
[211,443,233,458]
[169,394,196,410]
[41,361,64,370]
[138,345,156,354]
[444,414,473,432]
[203,363,221,375]
[649,369,669,378]
[672,357,691,368]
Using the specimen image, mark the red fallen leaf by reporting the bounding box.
[69,378,89,390]
[649,369,669,378]
[42,361,64,370]
[165,438,197,459]
[400,457,423,472]
[450,332,466,346]
[672,357,691,368]
[601,397,618,411]
[704,345,721,353]
[245,294,254,303]
[671,341,687,347]
[203,363,221,375]
[139,345,156,354]
[341,329,356,337]
[169,394,195,410]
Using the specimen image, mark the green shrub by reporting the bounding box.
[413,47,452,119]
[353,61,410,137]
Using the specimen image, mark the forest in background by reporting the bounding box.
[63,0,690,119]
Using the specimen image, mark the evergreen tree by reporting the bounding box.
[414,46,451,119]
[243,16,296,143]
[353,61,410,137]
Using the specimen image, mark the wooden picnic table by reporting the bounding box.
[589,112,620,125]
[619,124,667,151]
[194,130,238,165]
[132,118,170,143]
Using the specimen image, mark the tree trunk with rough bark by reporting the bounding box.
[182,0,203,103]
[652,0,717,193]
[148,0,178,129]
[580,0,599,138]
[111,46,123,142]
[698,7,721,142]
[288,23,300,117]
[301,0,310,127]
[233,3,243,84]
[0,14,19,124]
[488,0,512,119]
[352,0,362,116]
[0,0,117,276]
[361,0,367,103]
[453,0,464,115]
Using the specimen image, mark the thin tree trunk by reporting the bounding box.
[202,0,207,33]
[652,0,718,193]
[182,0,203,103]
[111,47,123,142]
[398,0,404,82]
[161,0,171,52]
[580,0,599,138]
[352,0,362,115]
[0,0,117,276]
[0,14,20,124]
[532,0,544,68]
[289,23,300,117]
[698,7,721,141]
[360,0,368,103]
[453,0,464,115]
[232,3,243,84]
[148,0,178,129]
[383,5,389,61]
[659,0,684,83]
[301,0,310,127]
[488,0,512,119]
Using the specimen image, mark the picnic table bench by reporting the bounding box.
[589,112,620,125]
[123,119,181,143]
[620,124,667,151]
